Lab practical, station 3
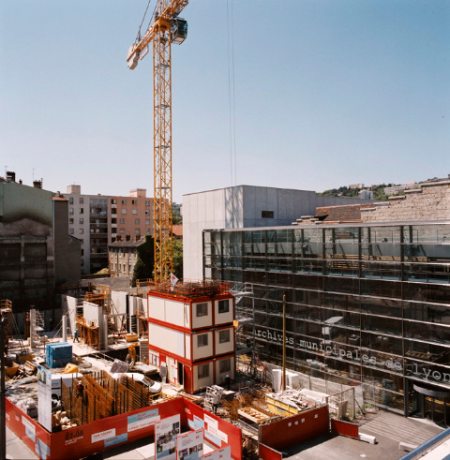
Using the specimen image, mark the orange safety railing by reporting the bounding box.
[148,278,231,299]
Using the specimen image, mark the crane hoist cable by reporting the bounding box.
[136,0,156,43]
[227,0,237,186]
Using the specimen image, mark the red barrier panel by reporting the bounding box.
[259,405,329,452]
[184,399,242,460]
[7,396,185,460]
[7,396,241,460]
[6,398,52,459]
[259,443,283,460]
[330,419,359,439]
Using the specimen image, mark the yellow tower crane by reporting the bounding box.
[126,0,189,282]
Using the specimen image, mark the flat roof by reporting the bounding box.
[204,219,450,232]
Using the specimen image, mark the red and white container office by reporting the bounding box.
[147,281,235,393]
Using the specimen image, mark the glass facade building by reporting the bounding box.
[203,222,450,426]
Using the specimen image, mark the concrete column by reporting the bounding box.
[62,315,67,342]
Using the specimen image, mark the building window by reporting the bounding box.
[219,329,230,344]
[145,210,150,216]
[219,359,231,374]
[198,364,209,379]
[146,228,151,234]
[79,197,84,204]
[79,228,84,234]
[69,218,74,224]
[135,229,140,234]
[135,219,140,224]
[111,218,117,224]
[69,228,74,235]
[122,209,127,214]
[132,209,138,215]
[120,218,125,224]
[218,300,230,314]
[79,208,84,214]
[111,199,117,204]
[69,208,74,215]
[196,303,208,317]
[79,218,84,224]
[69,197,74,205]
[122,199,127,205]
[197,334,208,347]
[145,219,151,225]
[145,200,151,206]
[120,228,125,234]
[132,199,137,205]
[261,211,274,218]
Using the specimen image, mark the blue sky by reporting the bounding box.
[1,0,449,201]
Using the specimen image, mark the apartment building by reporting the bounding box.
[111,189,154,242]
[66,185,154,275]
[108,237,144,277]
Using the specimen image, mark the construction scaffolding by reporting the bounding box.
[60,370,167,427]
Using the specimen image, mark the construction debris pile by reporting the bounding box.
[265,389,319,417]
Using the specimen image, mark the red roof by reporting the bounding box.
[315,203,374,222]
[172,225,183,238]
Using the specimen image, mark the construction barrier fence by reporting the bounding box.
[6,396,242,460]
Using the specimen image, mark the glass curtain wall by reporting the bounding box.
[204,223,450,419]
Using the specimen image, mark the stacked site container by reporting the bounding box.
[46,342,73,368]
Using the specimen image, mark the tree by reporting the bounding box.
[172,239,183,280]
[172,215,182,225]
[131,235,155,287]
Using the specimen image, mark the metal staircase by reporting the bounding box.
[30,309,45,350]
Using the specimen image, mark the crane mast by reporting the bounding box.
[127,0,188,282]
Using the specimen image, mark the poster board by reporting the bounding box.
[176,429,204,460]
[201,445,231,460]
[155,414,181,460]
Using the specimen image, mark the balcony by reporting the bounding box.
[90,211,107,219]
[90,232,108,239]
[90,203,107,209]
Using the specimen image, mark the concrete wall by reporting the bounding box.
[83,301,103,327]
[62,295,78,334]
[0,181,53,228]
[0,181,80,317]
[53,198,81,284]
[0,236,54,313]
[183,185,371,280]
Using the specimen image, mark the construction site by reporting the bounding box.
[2,0,449,459]
[2,279,377,460]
